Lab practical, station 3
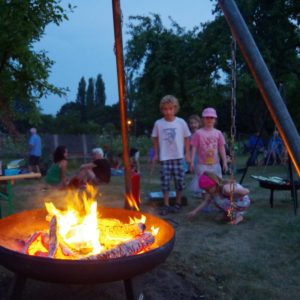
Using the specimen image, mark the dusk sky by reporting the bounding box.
[36,0,216,115]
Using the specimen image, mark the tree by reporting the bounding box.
[95,74,106,108]
[86,77,95,119]
[125,14,226,130]
[76,77,87,122]
[125,0,300,133]
[0,0,74,135]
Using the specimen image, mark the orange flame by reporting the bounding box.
[23,184,160,259]
[126,193,140,211]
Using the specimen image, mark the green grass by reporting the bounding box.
[0,155,300,299]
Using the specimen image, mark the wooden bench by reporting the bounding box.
[0,173,41,218]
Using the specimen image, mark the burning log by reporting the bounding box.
[98,222,146,240]
[83,232,155,260]
[21,232,43,254]
[48,216,58,258]
[59,240,76,257]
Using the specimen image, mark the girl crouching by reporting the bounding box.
[188,171,250,225]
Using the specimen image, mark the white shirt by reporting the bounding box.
[152,117,191,161]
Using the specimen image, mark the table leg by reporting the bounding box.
[7,180,14,215]
[270,189,274,208]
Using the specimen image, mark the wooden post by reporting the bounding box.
[112,0,133,209]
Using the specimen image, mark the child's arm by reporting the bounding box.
[190,145,196,173]
[184,137,191,164]
[223,183,249,197]
[153,137,159,162]
[187,193,211,219]
[80,162,96,170]
[219,144,228,173]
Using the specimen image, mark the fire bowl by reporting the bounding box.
[0,208,174,284]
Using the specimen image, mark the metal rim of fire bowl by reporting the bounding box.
[0,208,175,284]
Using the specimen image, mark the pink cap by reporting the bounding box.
[202,107,217,118]
[199,174,217,189]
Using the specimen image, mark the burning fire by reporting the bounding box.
[22,184,159,260]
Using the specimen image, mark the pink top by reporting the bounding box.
[191,128,225,165]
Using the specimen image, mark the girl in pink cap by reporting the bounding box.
[187,172,250,224]
[190,107,227,179]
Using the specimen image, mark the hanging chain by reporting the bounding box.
[228,36,237,223]
[230,36,237,172]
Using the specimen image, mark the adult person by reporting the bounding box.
[28,128,42,173]
[78,148,111,185]
[244,132,265,166]
[265,130,283,165]
[45,145,69,188]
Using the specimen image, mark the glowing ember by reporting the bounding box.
[23,184,158,259]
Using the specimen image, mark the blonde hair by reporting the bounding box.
[188,114,201,124]
[160,95,180,113]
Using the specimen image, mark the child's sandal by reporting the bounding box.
[172,203,182,213]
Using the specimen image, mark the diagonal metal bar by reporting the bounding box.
[219,0,300,177]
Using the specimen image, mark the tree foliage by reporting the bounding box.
[86,77,95,119]
[0,0,74,135]
[76,76,87,122]
[95,74,106,108]
[42,74,119,134]
[125,0,300,134]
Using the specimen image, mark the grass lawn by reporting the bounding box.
[0,155,299,299]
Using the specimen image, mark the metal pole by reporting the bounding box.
[218,0,300,177]
[112,0,132,208]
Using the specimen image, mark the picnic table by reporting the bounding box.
[0,173,41,218]
[251,175,300,209]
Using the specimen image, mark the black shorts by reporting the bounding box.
[29,155,40,166]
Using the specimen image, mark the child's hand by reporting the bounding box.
[222,162,228,173]
[185,154,191,165]
[187,210,197,220]
[189,162,194,173]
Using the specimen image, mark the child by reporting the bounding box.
[191,107,227,178]
[187,171,250,224]
[45,145,69,188]
[188,114,202,195]
[188,114,202,134]
[152,95,191,215]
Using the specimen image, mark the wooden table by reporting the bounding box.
[0,173,41,218]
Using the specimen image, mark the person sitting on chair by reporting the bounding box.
[265,130,283,165]
[77,148,111,185]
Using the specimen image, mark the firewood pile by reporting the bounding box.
[21,216,155,260]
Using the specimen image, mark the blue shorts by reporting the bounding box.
[160,159,184,192]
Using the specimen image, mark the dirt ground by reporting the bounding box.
[0,161,300,300]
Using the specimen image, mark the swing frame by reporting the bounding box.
[112,0,300,210]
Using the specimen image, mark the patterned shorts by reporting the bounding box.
[160,159,184,192]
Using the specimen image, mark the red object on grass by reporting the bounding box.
[131,172,140,207]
